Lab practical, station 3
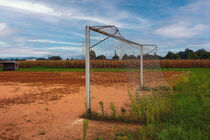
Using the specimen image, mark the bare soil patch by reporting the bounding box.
[0,71,182,140]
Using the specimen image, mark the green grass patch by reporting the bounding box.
[84,68,210,140]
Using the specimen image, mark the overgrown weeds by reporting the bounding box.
[83,119,89,140]
[83,68,210,140]
[116,69,210,139]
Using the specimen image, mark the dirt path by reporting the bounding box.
[0,71,182,140]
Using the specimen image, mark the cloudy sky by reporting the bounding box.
[0,0,209,58]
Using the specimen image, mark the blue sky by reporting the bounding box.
[0,0,209,58]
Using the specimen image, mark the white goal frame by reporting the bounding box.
[85,25,157,113]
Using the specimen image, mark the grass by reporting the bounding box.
[83,68,210,140]
[83,119,89,140]
[121,68,209,139]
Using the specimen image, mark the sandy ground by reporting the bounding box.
[0,71,182,140]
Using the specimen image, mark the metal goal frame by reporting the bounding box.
[85,25,157,113]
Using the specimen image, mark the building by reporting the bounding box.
[26,59,36,61]
[0,61,19,71]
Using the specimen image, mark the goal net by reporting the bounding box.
[85,25,169,113]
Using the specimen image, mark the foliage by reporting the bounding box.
[116,68,210,140]
[83,119,89,140]
[110,102,118,119]
[112,51,120,60]
[90,50,96,60]
[83,68,209,140]
[96,55,106,60]
[99,101,104,116]
[48,56,62,60]
[165,48,210,59]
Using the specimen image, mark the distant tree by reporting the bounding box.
[165,51,175,59]
[112,51,119,60]
[164,48,209,59]
[96,55,106,60]
[195,49,210,59]
[48,56,62,60]
[122,54,129,60]
[66,58,70,60]
[184,48,194,59]
[122,54,137,60]
[37,58,46,60]
[90,50,96,59]
[128,55,136,59]
[71,58,74,60]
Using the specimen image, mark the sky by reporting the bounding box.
[0,0,209,58]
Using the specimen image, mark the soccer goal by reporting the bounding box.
[85,25,168,113]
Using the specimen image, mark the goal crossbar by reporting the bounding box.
[89,25,156,48]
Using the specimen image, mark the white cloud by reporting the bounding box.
[0,0,115,25]
[0,23,17,37]
[187,42,210,50]
[0,41,8,46]
[0,47,52,57]
[0,0,149,29]
[70,31,84,38]
[46,46,82,51]
[179,0,210,15]
[0,0,60,16]
[154,23,206,38]
[28,39,82,45]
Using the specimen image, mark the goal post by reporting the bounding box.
[140,46,143,88]
[85,25,91,113]
[85,25,161,113]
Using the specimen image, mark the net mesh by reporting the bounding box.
[88,26,169,112]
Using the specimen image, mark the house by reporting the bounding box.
[0,61,19,71]
[26,59,36,61]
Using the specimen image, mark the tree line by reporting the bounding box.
[1,48,209,61]
[90,48,209,60]
[163,48,209,59]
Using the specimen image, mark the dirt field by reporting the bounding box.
[0,71,182,140]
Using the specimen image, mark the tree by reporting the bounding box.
[128,55,136,59]
[37,58,46,60]
[195,49,210,59]
[122,54,129,60]
[185,48,194,59]
[96,55,106,60]
[165,51,174,59]
[90,50,96,59]
[112,51,119,60]
[48,56,62,60]
[164,48,209,59]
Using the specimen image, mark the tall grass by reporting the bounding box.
[116,68,210,140]
[83,68,209,139]
[83,119,89,140]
